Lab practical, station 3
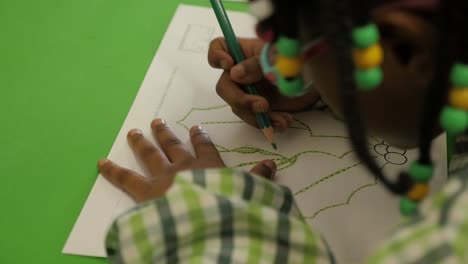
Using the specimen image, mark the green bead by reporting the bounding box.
[354,67,383,91]
[451,63,468,88]
[400,198,418,216]
[440,106,468,134]
[278,77,304,97]
[352,23,379,49]
[409,161,433,182]
[276,36,300,57]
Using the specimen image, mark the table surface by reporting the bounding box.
[0,1,246,263]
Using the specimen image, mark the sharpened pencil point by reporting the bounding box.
[272,143,277,150]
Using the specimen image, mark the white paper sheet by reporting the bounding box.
[63,5,447,263]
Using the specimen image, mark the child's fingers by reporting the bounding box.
[280,112,295,127]
[216,71,267,112]
[98,159,151,202]
[127,129,171,176]
[252,99,270,113]
[209,49,235,70]
[208,37,231,69]
[230,56,264,84]
[250,160,277,180]
[269,112,291,132]
[231,107,261,128]
[190,126,223,164]
[272,89,321,112]
[208,37,265,69]
[151,119,192,163]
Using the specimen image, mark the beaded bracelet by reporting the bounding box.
[260,36,328,97]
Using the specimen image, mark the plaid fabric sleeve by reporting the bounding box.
[365,134,468,264]
[105,168,332,264]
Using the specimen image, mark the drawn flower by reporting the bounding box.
[373,141,408,165]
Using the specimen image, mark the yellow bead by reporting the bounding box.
[276,56,303,78]
[352,44,383,69]
[407,184,429,201]
[449,88,468,110]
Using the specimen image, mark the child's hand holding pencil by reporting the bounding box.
[208,37,321,133]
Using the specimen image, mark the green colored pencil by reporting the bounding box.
[209,0,277,150]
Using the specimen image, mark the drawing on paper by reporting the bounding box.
[176,104,409,219]
[179,24,215,53]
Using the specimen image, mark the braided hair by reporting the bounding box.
[251,0,468,213]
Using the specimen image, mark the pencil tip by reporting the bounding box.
[272,143,277,150]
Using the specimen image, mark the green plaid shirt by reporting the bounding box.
[105,139,468,263]
[105,168,333,263]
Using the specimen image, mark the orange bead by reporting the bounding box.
[407,184,429,201]
[276,56,303,78]
[352,44,383,69]
[449,88,468,110]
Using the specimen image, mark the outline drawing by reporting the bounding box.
[179,24,215,54]
[176,105,409,219]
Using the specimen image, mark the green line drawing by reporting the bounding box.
[176,104,230,130]
[176,105,409,219]
[294,162,363,196]
[217,147,358,171]
[303,162,389,220]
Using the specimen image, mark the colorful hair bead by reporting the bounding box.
[400,197,418,215]
[256,26,275,42]
[399,160,434,215]
[351,23,383,91]
[352,44,383,69]
[278,77,304,96]
[277,37,301,57]
[260,36,309,97]
[409,161,434,183]
[441,106,468,134]
[407,184,429,201]
[441,63,468,135]
[354,68,383,91]
[450,63,468,87]
[276,56,303,78]
[352,24,380,49]
[449,89,468,110]
[260,43,305,97]
[248,0,274,20]
[259,33,329,97]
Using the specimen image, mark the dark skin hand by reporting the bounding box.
[98,118,277,202]
[210,8,440,148]
[208,37,320,132]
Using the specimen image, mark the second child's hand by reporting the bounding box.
[98,119,278,202]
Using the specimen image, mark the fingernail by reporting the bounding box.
[190,125,203,134]
[232,65,246,78]
[190,125,208,137]
[128,129,142,137]
[152,118,166,128]
[98,158,109,168]
[265,160,277,171]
